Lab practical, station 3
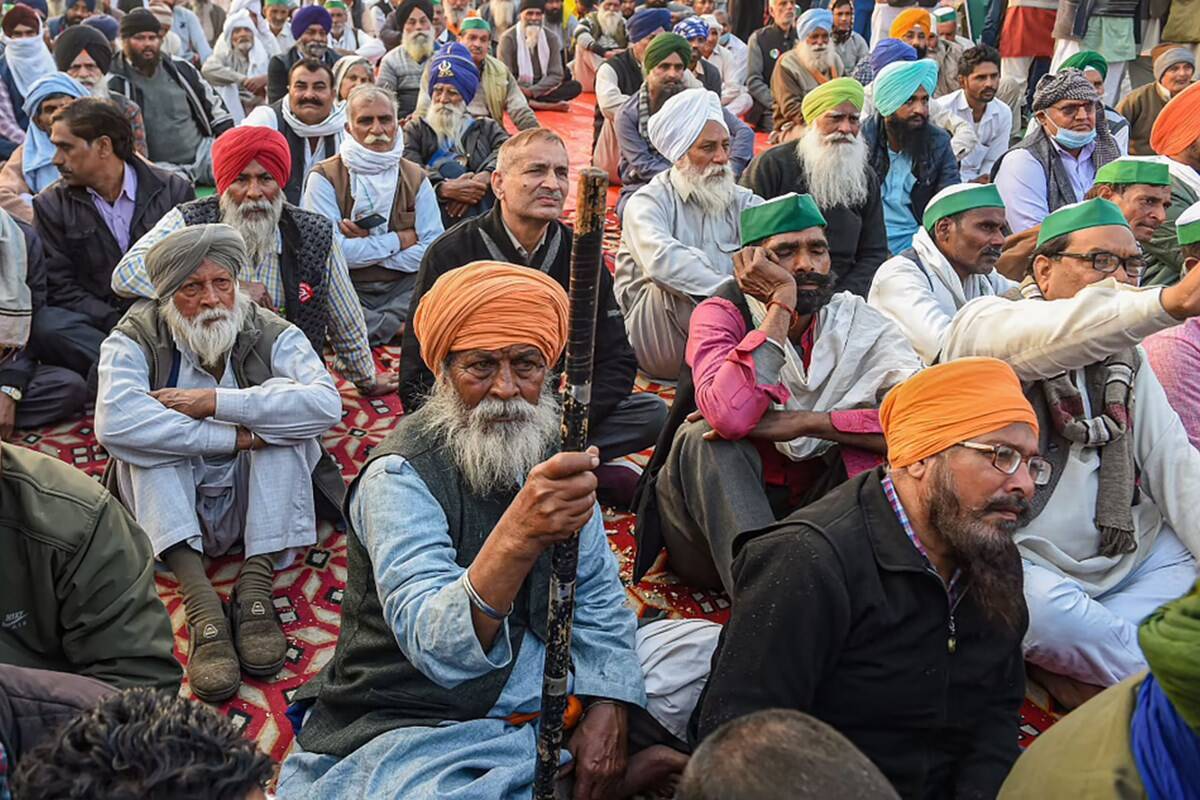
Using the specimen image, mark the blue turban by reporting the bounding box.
[16,0,47,17]
[795,8,832,39]
[673,16,708,41]
[429,42,480,104]
[870,38,917,74]
[874,58,939,116]
[21,73,87,195]
[627,7,669,43]
[291,4,331,39]
[83,13,118,41]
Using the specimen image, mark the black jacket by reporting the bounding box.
[740,141,890,296]
[106,53,233,141]
[267,45,341,105]
[693,469,1026,800]
[398,205,637,430]
[33,158,195,328]
[403,117,508,195]
[0,221,45,393]
[863,114,961,231]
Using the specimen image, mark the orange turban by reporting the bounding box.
[412,261,569,378]
[889,8,931,38]
[879,358,1038,469]
[1151,81,1200,157]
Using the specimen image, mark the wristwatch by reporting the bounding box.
[0,385,22,403]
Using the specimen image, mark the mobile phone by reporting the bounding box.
[353,213,388,230]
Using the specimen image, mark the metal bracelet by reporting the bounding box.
[463,571,512,621]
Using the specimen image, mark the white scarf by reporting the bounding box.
[216,11,271,123]
[281,98,348,139]
[908,226,1014,308]
[0,209,30,348]
[229,0,283,55]
[2,27,56,98]
[746,292,921,461]
[340,131,405,221]
[515,21,549,85]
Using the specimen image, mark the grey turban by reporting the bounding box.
[146,224,246,299]
[1031,67,1098,112]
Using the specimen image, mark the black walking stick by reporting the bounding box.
[532,167,609,799]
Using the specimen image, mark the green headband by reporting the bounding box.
[1094,158,1171,187]
[460,15,490,30]
[740,193,827,247]
[1036,198,1130,249]
[922,184,1005,232]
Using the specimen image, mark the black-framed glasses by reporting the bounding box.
[958,441,1052,486]
[1051,251,1147,279]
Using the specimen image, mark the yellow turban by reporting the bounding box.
[880,358,1039,469]
[411,261,569,378]
[801,76,865,124]
[889,7,931,37]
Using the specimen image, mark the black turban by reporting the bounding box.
[394,0,434,30]
[53,24,113,74]
[119,7,162,38]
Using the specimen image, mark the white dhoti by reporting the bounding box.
[621,284,697,381]
[115,439,322,566]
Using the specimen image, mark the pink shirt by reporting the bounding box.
[687,296,883,480]
[1144,319,1200,450]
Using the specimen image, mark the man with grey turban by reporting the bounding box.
[993,67,1121,233]
[95,224,345,705]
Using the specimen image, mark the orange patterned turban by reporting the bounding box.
[1151,81,1200,158]
[412,261,569,378]
[890,7,931,37]
[880,358,1039,469]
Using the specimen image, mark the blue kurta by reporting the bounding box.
[277,454,646,799]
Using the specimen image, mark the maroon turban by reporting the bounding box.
[2,4,39,35]
[211,126,291,196]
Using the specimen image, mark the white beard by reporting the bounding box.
[79,75,110,98]
[795,127,870,210]
[403,30,433,61]
[422,373,561,496]
[671,160,737,217]
[427,101,469,149]
[446,5,467,25]
[492,0,515,30]
[161,289,252,370]
[220,191,284,269]
[523,21,542,49]
[797,42,837,74]
[597,9,622,38]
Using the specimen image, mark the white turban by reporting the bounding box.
[648,88,727,164]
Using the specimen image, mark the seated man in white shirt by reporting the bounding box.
[615,88,762,379]
[940,197,1200,707]
[869,183,1014,364]
[697,14,751,118]
[303,84,443,345]
[931,45,1011,183]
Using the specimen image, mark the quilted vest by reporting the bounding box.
[176,195,331,357]
[293,404,553,757]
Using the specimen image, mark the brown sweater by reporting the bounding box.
[1116,81,1172,156]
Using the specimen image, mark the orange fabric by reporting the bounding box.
[411,261,570,378]
[997,7,1054,58]
[879,358,1039,469]
[1151,81,1200,157]
[889,7,930,37]
[504,695,584,728]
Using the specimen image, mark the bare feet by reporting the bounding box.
[1027,664,1105,711]
[616,744,689,799]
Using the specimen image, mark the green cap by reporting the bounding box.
[740,193,827,247]
[264,0,290,7]
[922,183,1005,232]
[1036,198,1130,248]
[324,0,347,8]
[460,15,491,30]
[1177,200,1200,246]
[1058,49,1108,79]
[1094,157,1171,187]
[931,6,956,23]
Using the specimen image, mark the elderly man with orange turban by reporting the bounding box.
[111,125,396,396]
[279,260,689,799]
[690,356,1037,798]
[1138,82,1200,286]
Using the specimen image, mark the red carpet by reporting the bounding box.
[13,93,1059,764]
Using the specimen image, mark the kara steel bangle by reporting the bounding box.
[463,571,513,621]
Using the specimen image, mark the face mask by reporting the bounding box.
[1047,117,1096,149]
[719,31,730,44]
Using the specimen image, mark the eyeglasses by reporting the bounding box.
[1051,251,1147,280]
[957,441,1052,486]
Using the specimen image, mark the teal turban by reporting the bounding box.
[873,58,939,117]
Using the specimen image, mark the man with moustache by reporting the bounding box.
[403,45,509,227]
[243,59,346,204]
[572,0,627,93]
[694,357,1036,798]
[615,32,753,217]
[868,183,1015,363]
[325,0,384,62]
[497,0,581,111]
[202,10,272,123]
[742,79,887,297]
[635,196,921,592]
[52,24,148,152]
[932,45,1011,182]
[377,0,435,117]
[435,0,470,46]
[863,58,960,254]
[266,4,339,103]
[264,0,295,51]
[673,17,721,96]
[482,0,519,40]
[745,0,797,133]
[95,224,343,704]
[941,198,1200,705]
[830,0,867,75]
[615,88,763,380]
[105,9,232,184]
[112,126,395,398]
[399,129,668,505]
[697,14,751,119]
[770,9,842,139]
[304,84,442,346]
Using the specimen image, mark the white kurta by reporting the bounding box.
[867,226,1015,364]
[95,324,342,562]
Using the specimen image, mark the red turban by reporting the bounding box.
[211,126,291,196]
[1151,81,1200,158]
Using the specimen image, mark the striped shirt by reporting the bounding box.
[109,206,375,385]
[881,474,964,609]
